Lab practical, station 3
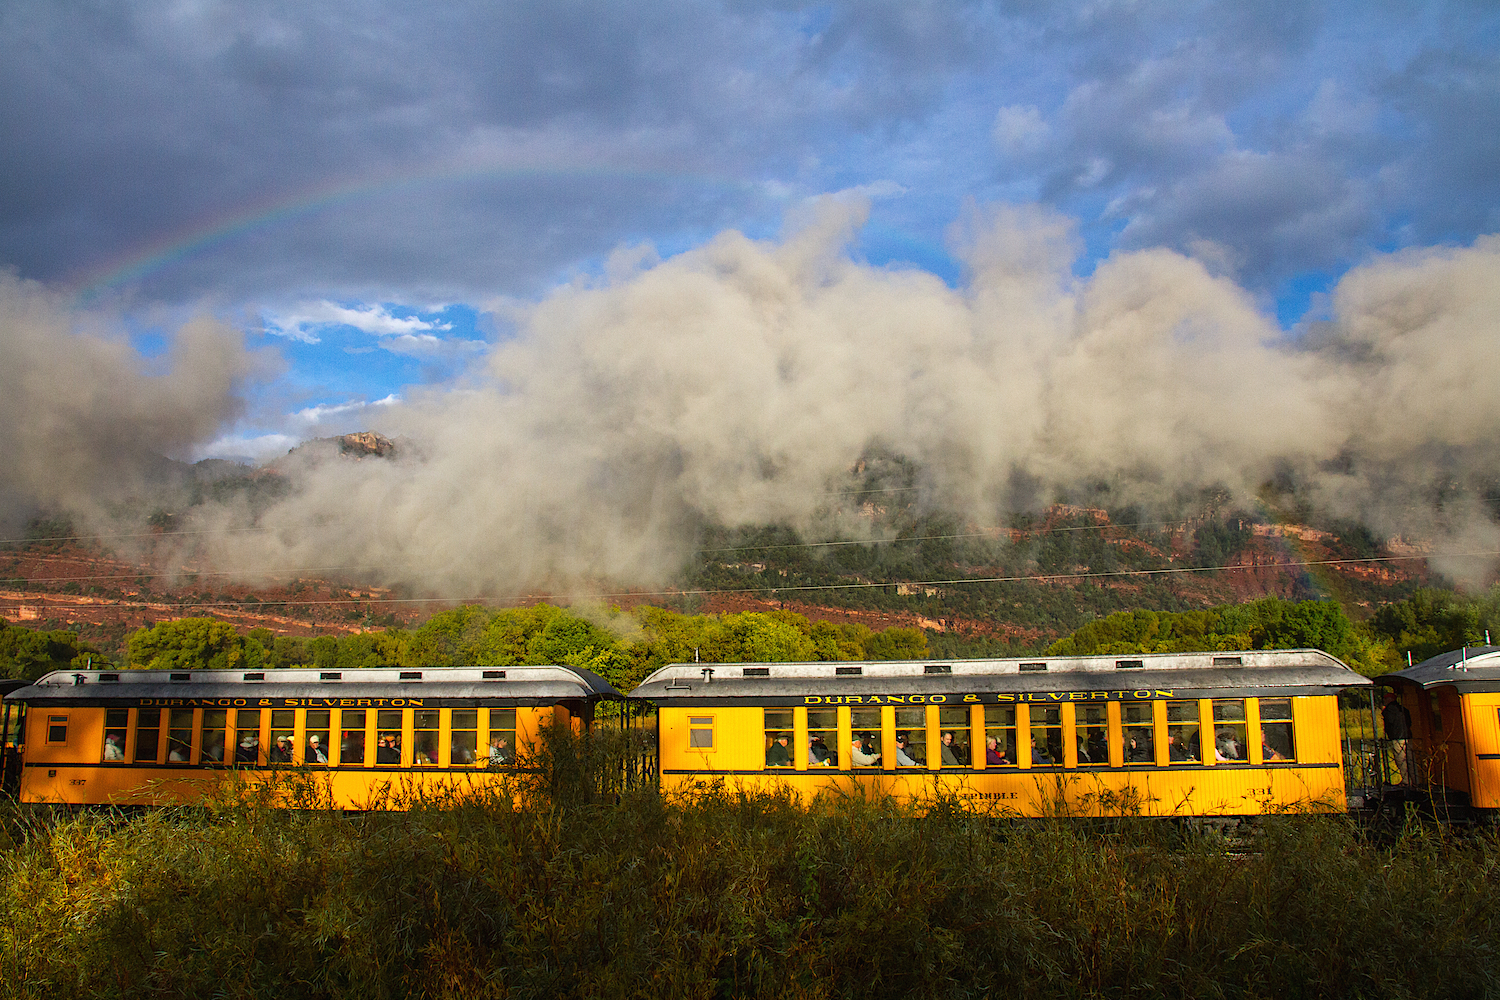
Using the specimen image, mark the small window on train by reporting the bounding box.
[306,710,331,766]
[320,672,341,681]
[269,710,295,764]
[340,710,367,765]
[1076,704,1109,767]
[924,664,952,674]
[413,711,440,765]
[400,671,422,681]
[234,709,261,765]
[983,705,1017,767]
[742,667,770,677]
[938,706,970,766]
[481,670,506,679]
[488,709,516,767]
[1212,700,1248,763]
[166,709,193,762]
[764,709,793,767]
[688,716,715,750]
[807,710,837,766]
[1165,701,1200,763]
[102,709,128,761]
[1122,703,1155,763]
[243,672,264,681]
[46,715,68,745]
[835,666,863,676]
[201,710,228,766]
[98,673,119,683]
[135,708,162,763]
[450,709,479,766]
[1115,659,1144,670]
[1213,656,1243,667]
[1259,699,1296,763]
[1029,705,1063,766]
[377,709,403,764]
[894,707,926,766]
[170,673,190,682]
[850,708,881,767]
[1019,662,1047,672]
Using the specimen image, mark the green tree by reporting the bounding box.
[864,626,929,660]
[0,620,103,680]
[128,618,244,670]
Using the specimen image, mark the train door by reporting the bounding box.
[0,699,24,795]
[1461,694,1500,810]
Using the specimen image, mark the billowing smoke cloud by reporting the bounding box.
[0,273,260,535]
[11,201,1500,593]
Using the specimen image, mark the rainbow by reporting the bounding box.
[68,162,761,301]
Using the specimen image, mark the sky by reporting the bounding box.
[3,1,1500,595]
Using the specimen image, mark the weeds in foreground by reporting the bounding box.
[0,760,1496,998]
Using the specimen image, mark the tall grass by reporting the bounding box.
[0,744,1496,998]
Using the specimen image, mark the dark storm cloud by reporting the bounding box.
[0,1,1496,304]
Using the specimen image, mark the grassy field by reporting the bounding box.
[0,750,1496,999]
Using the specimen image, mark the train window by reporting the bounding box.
[1122,703,1154,763]
[269,710,295,764]
[451,710,479,766]
[413,711,440,765]
[688,716,715,751]
[938,707,970,766]
[1076,705,1109,767]
[764,709,793,767]
[167,710,193,762]
[806,710,836,766]
[850,708,881,767]
[376,710,403,765]
[1259,699,1296,763]
[135,708,162,763]
[983,705,1017,766]
[340,710,366,765]
[1029,705,1063,767]
[487,709,516,767]
[234,710,261,764]
[102,709,127,762]
[45,715,68,746]
[1166,702,1200,763]
[201,710,228,766]
[1212,700,1248,763]
[894,708,925,766]
[306,710,331,766]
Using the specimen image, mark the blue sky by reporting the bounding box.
[2,0,1497,463]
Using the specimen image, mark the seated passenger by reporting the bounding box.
[235,734,259,763]
[103,734,124,761]
[1166,734,1195,762]
[849,738,880,767]
[1262,739,1288,762]
[1215,729,1242,762]
[269,736,293,764]
[1030,737,1054,766]
[487,736,513,767]
[1085,730,1108,764]
[985,735,1009,765]
[808,734,833,766]
[168,739,190,763]
[893,733,920,767]
[376,734,401,764]
[765,734,792,767]
[307,735,329,765]
[452,741,475,766]
[939,731,961,766]
[1125,735,1153,763]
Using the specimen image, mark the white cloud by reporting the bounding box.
[993,104,1050,156]
[292,394,401,425]
[266,301,453,341]
[192,432,300,464]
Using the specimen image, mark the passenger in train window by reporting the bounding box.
[487,735,513,767]
[894,733,920,767]
[1166,733,1195,762]
[765,734,792,767]
[103,734,124,761]
[849,738,880,767]
[985,735,1009,765]
[1215,729,1243,761]
[939,732,961,766]
[269,736,293,764]
[168,735,190,762]
[307,735,329,765]
[808,734,833,766]
[376,734,401,764]
[1030,735,1055,766]
[235,733,259,763]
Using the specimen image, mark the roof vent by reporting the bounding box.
[1115,659,1144,670]
[482,670,506,679]
[399,671,422,681]
[742,667,770,677]
[924,664,952,674]
[170,673,191,682]
[243,672,264,681]
[1019,662,1047,673]
[1212,656,1243,667]
[836,666,863,676]
[98,673,119,683]
[320,672,341,681]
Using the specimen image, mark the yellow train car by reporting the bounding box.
[2,665,621,808]
[1382,646,1500,817]
[632,650,1372,817]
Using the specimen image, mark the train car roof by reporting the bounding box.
[2,665,622,707]
[1381,646,1500,692]
[630,648,1369,705]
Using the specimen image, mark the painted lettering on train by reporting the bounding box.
[803,690,1173,705]
[137,697,425,708]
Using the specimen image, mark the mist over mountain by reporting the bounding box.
[3,201,1500,595]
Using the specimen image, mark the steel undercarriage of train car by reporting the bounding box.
[632,649,1377,817]
[1378,646,1500,821]
[0,665,622,807]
